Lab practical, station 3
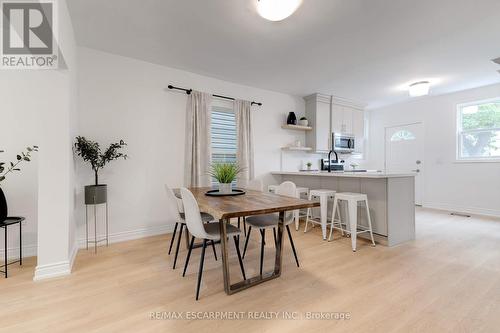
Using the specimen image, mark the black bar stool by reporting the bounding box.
[1,217,25,278]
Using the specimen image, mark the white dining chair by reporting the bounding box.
[242,181,300,275]
[164,185,217,269]
[180,188,246,300]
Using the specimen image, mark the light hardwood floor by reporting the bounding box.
[1,208,500,333]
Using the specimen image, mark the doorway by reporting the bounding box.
[385,122,424,205]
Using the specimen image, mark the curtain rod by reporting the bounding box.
[167,85,262,106]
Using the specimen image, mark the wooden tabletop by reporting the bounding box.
[174,187,320,220]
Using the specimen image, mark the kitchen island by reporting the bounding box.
[271,171,416,246]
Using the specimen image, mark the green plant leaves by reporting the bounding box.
[0,145,38,183]
[208,162,244,184]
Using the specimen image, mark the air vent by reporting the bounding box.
[493,57,500,65]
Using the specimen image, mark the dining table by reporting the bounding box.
[174,187,320,295]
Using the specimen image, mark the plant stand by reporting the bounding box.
[84,185,109,253]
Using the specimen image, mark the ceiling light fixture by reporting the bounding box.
[408,81,430,97]
[256,0,302,22]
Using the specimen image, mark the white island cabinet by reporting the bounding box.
[271,171,416,246]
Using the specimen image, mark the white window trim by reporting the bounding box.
[455,97,500,163]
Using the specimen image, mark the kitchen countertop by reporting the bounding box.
[271,171,416,179]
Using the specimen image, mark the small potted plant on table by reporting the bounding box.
[208,162,243,194]
[74,136,127,205]
[306,162,313,171]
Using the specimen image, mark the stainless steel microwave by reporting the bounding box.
[333,133,355,153]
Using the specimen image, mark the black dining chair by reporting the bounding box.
[1,217,25,278]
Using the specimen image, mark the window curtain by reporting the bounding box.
[235,100,254,187]
[184,91,212,187]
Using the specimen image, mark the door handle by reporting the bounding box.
[411,169,420,173]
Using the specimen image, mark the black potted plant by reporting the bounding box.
[74,136,127,205]
[0,146,39,221]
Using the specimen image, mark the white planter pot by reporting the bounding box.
[298,119,308,126]
[218,183,232,194]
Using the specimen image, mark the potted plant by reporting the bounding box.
[306,162,313,171]
[74,136,127,205]
[298,117,309,126]
[0,146,38,221]
[208,162,243,194]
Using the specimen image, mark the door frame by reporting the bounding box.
[384,121,425,206]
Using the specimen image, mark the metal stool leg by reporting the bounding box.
[328,198,339,241]
[365,199,376,247]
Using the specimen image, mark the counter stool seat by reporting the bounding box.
[328,192,376,252]
[304,189,336,240]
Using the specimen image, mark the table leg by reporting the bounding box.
[226,211,286,295]
[219,218,230,294]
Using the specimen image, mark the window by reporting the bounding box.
[390,130,415,142]
[457,99,500,161]
[210,102,237,184]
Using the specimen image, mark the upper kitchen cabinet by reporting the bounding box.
[331,96,365,153]
[304,94,331,152]
[305,93,366,154]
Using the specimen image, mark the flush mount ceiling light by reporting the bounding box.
[256,0,303,21]
[408,81,430,97]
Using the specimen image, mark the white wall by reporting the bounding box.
[367,83,500,217]
[0,1,79,280]
[34,0,79,280]
[76,47,307,243]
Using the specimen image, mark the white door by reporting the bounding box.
[385,123,424,205]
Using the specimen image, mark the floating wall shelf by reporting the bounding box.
[281,124,313,131]
[281,146,313,151]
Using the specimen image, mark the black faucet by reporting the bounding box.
[327,150,339,173]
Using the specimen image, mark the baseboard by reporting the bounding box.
[27,224,175,281]
[0,244,37,260]
[69,241,79,272]
[422,202,500,219]
[33,260,72,281]
[78,224,174,249]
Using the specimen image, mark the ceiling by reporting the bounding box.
[67,0,500,108]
